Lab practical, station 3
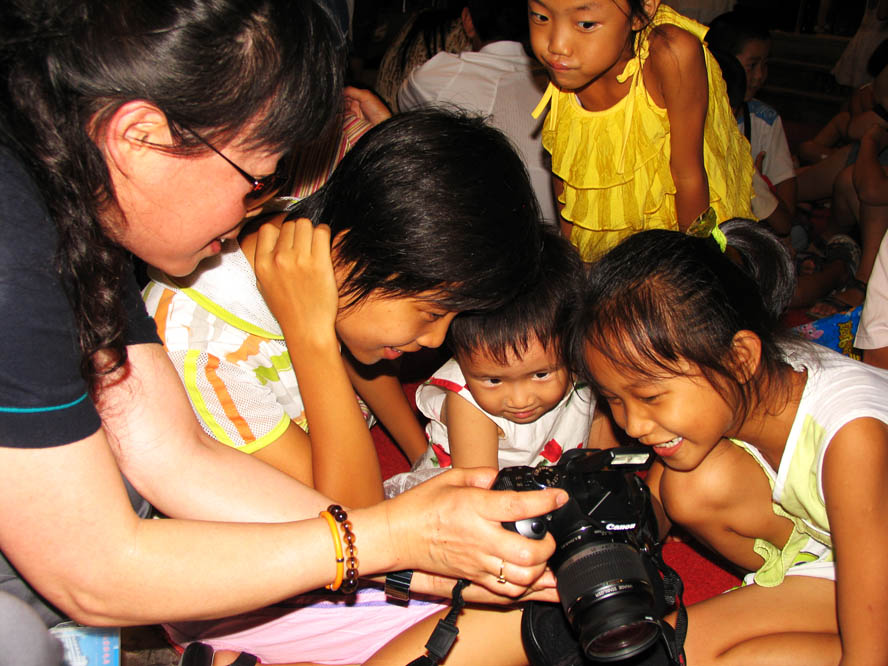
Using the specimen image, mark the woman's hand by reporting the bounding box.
[252,217,339,353]
[379,467,568,596]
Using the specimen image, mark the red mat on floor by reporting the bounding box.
[372,353,741,606]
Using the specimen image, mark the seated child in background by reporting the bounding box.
[799,39,888,166]
[710,46,863,312]
[706,10,798,219]
[710,49,793,238]
[807,66,888,317]
[796,39,888,208]
[385,232,616,497]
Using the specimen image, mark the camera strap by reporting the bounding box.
[652,550,688,665]
[407,578,471,666]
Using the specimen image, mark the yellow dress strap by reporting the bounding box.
[531,82,557,120]
[613,21,652,174]
[616,59,640,174]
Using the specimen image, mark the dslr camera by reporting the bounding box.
[493,446,681,663]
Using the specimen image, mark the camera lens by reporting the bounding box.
[556,541,660,661]
[576,604,660,661]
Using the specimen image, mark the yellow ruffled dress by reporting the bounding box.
[532,5,755,262]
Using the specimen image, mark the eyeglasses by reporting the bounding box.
[177,123,286,208]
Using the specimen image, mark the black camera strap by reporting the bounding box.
[407,578,471,666]
[652,550,688,665]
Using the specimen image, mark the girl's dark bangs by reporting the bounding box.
[584,285,691,383]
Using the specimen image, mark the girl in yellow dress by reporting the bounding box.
[530,0,755,261]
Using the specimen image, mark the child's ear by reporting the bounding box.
[634,0,660,30]
[729,330,762,384]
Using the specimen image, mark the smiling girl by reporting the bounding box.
[529,0,755,261]
[568,226,888,664]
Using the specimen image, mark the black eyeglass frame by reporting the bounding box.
[176,123,286,204]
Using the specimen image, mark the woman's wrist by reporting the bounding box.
[346,504,403,575]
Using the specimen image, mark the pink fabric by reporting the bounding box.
[165,585,444,664]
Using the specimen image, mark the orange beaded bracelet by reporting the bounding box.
[319,509,344,591]
[327,504,359,594]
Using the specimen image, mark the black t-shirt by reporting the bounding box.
[0,145,160,448]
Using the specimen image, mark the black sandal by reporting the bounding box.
[823,234,861,278]
[179,642,259,666]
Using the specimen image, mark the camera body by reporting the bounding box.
[493,446,665,662]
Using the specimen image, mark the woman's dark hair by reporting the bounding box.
[565,228,796,424]
[283,107,545,314]
[0,0,345,394]
[447,230,581,365]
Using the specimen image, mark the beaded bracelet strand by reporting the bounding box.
[319,509,344,591]
[327,504,359,594]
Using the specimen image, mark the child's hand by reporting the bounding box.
[754,151,766,174]
[253,217,340,353]
[343,86,391,126]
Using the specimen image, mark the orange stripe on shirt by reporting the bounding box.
[226,334,263,364]
[152,288,176,343]
[204,355,256,443]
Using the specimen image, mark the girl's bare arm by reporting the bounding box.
[345,356,429,464]
[252,219,384,507]
[823,417,888,665]
[649,26,710,231]
[0,384,567,626]
[445,390,501,468]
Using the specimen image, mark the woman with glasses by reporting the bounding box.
[0,1,564,664]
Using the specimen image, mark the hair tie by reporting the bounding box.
[686,207,726,252]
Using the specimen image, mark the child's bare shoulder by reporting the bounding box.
[647,23,703,70]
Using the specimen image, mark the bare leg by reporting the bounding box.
[797,145,852,203]
[825,163,860,237]
[671,576,839,666]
